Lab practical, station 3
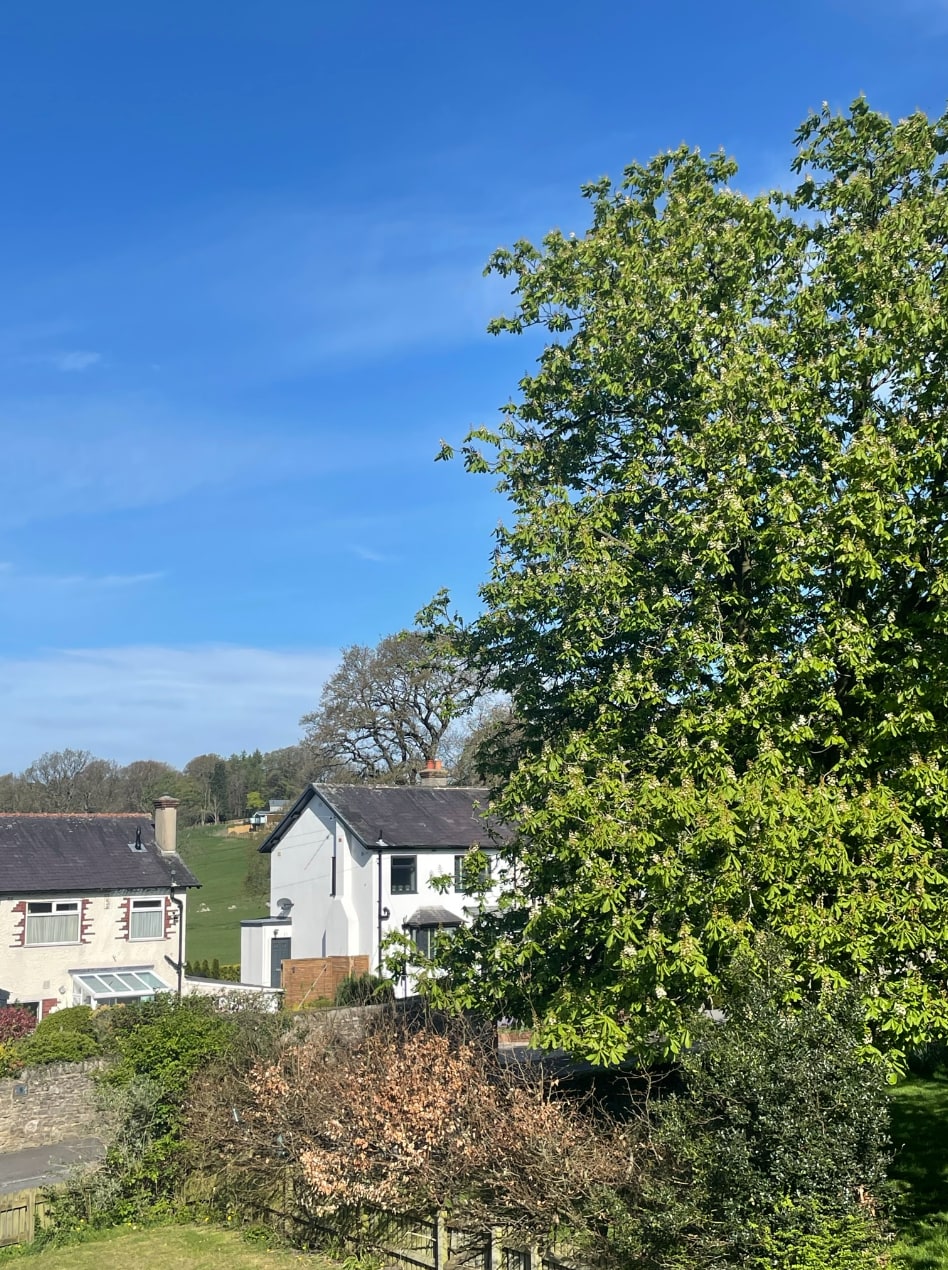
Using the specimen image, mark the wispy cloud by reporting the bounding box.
[348,544,391,564]
[0,394,385,530]
[0,644,339,771]
[0,567,164,591]
[55,350,101,372]
[0,196,520,384]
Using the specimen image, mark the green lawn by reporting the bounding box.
[890,1072,948,1267]
[177,824,268,966]
[6,1224,335,1268]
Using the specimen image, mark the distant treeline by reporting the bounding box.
[0,745,320,824]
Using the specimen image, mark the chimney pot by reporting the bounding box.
[418,761,449,788]
[153,794,180,856]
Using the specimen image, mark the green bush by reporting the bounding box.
[38,997,248,1245]
[14,1028,99,1066]
[102,996,237,1130]
[333,971,395,1006]
[749,1203,885,1270]
[36,1004,99,1036]
[905,1039,948,1079]
[631,955,891,1267]
[0,1041,23,1076]
[11,1005,102,1066]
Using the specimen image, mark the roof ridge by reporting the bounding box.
[0,812,150,818]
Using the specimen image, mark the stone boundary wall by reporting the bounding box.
[0,1060,108,1153]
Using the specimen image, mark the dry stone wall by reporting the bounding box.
[0,1060,108,1153]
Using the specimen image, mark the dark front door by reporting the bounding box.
[270,936,291,988]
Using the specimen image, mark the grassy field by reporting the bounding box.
[3,1225,335,1268]
[890,1072,948,1267]
[177,824,268,966]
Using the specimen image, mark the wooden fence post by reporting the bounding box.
[489,1225,502,1270]
[434,1210,448,1270]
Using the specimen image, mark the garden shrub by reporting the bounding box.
[905,1038,948,1079]
[0,1004,37,1043]
[333,971,394,1006]
[38,996,247,1245]
[14,1028,99,1065]
[631,959,892,1268]
[0,1042,23,1076]
[12,1005,102,1066]
[187,1014,640,1250]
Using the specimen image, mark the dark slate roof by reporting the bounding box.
[261,783,510,853]
[0,815,200,895]
[403,905,464,927]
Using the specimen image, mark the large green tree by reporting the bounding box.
[427,100,948,1067]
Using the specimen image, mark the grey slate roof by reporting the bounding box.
[403,906,464,927]
[261,783,510,853]
[0,815,200,895]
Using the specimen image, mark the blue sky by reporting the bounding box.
[0,0,945,770]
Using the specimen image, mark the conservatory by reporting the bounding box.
[71,967,171,1007]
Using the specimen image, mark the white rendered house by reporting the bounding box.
[240,770,506,987]
[0,797,199,1017]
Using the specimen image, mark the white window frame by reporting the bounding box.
[129,897,164,941]
[25,899,80,946]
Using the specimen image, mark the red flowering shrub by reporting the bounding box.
[0,1005,37,1043]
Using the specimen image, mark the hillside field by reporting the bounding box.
[177,823,268,966]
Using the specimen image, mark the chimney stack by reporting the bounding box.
[418,759,449,788]
[153,795,180,855]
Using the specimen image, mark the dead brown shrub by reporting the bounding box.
[187,1012,643,1243]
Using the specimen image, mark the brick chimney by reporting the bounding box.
[418,759,449,788]
[153,795,180,855]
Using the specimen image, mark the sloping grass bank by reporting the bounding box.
[890,1073,948,1267]
[178,824,268,965]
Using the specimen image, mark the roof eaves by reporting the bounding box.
[258,785,316,854]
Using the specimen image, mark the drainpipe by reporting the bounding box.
[169,869,185,1000]
[376,838,390,975]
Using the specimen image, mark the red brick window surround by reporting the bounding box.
[9,901,26,947]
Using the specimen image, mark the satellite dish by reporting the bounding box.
[276,898,293,918]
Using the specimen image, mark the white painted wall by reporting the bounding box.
[239,917,294,986]
[268,793,501,973]
[0,890,186,1014]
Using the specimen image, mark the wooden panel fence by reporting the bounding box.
[281,955,369,1008]
[258,1202,591,1270]
[0,1188,49,1247]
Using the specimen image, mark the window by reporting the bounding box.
[409,923,459,960]
[412,926,434,959]
[454,853,491,893]
[130,897,164,940]
[390,856,417,894]
[25,900,80,945]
